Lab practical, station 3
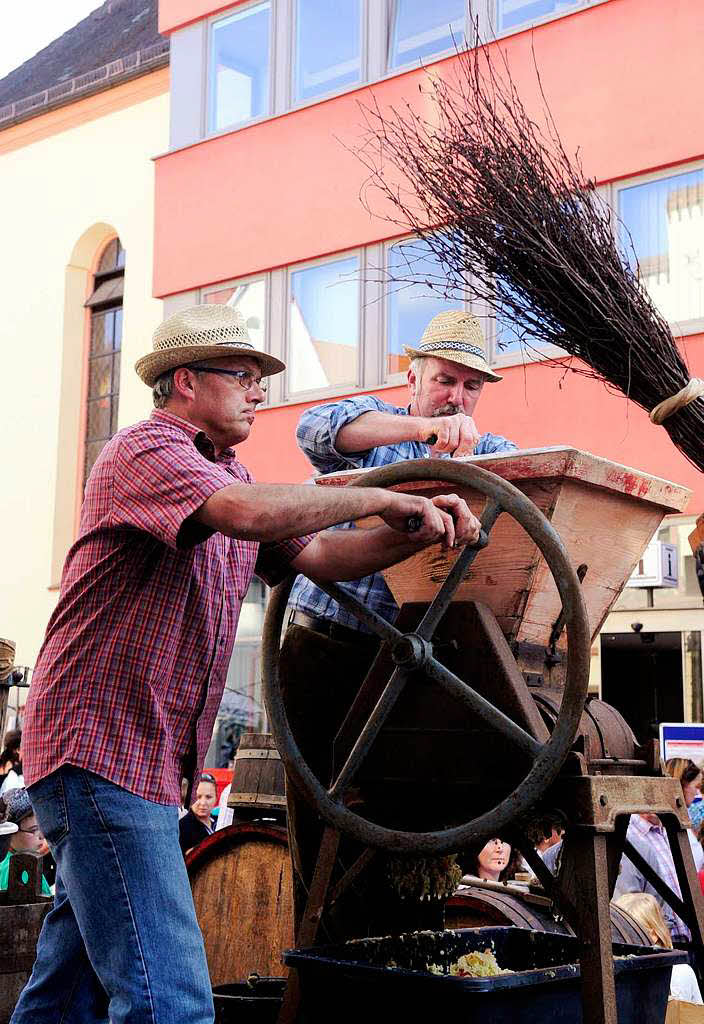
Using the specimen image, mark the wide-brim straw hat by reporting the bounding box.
[404,310,502,383]
[135,305,285,387]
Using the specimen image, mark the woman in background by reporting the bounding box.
[614,891,702,1004]
[665,758,704,870]
[667,758,704,827]
[178,773,218,857]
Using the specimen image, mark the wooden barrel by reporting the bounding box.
[446,882,650,945]
[0,854,52,1024]
[228,733,286,814]
[186,823,294,986]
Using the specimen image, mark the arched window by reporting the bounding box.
[83,237,125,485]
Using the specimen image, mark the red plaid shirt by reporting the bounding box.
[23,410,311,804]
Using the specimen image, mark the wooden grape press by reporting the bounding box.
[262,446,704,1023]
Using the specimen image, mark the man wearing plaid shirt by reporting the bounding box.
[13,305,479,1024]
[282,311,516,932]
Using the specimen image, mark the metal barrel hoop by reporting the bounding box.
[262,459,591,855]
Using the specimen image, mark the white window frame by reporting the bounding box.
[283,250,364,403]
[205,0,277,139]
[483,0,606,43]
[481,181,616,369]
[178,0,610,151]
[382,236,568,377]
[381,235,471,386]
[287,0,368,111]
[198,272,275,404]
[487,272,569,368]
[385,0,471,75]
[603,159,704,339]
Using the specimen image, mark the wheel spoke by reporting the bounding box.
[328,666,408,801]
[417,500,503,640]
[424,657,543,760]
[307,578,403,646]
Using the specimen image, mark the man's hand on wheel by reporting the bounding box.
[379,491,480,550]
[431,493,481,546]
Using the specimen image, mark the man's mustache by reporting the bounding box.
[432,403,461,417]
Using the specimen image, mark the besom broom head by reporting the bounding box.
[353,24,704,473]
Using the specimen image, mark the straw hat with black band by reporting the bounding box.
[404,310,502,383]
[135,305,285,387]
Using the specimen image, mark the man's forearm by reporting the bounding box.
[292,524,428,582]
[335,412,430,453]
[196,482,398,541]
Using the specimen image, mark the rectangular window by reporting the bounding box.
[209,2,271,133]
[288,255,359,395]
[386,239,463,377]
[84,307,121,484]
[389,0,465,70]
[203,278,267,352]
[497,0,582,34]
[293,0,362,103]
[618,169,704,326]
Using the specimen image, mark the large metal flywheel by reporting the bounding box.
[262,460,591,855]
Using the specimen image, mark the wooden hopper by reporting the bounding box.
[315,446,690,650]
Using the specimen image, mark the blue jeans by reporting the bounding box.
[11,766,214,1024]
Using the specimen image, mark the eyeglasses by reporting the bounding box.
[188,366,267,394]
[200,773,216,783]
[18,824,41,836]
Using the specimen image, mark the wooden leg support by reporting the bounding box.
[278,826,341,1024]
[558,831,618,1024]
[663,815,704,977]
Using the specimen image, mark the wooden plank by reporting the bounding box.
[316,447,691,512]
[520,481,666,647]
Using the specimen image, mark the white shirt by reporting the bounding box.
[0,770,23,796]
[216,783,234,831]
[688,829,704,871]
[670,963,703,1004]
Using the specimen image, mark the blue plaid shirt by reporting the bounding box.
[289,395,517,633]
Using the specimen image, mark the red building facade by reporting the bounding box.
[154,0,704,737]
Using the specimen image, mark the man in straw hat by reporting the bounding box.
[13,304,479,1024]
[290,311,515,628]
[282,310,516,930]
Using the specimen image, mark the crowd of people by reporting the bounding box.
[455,756,704,1004]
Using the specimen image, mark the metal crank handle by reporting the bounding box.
[405,515,490,551]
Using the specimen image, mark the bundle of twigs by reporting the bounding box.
[354,30,704,472]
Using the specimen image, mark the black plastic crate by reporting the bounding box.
[284,926,686,1023]
[213,977,285,1023]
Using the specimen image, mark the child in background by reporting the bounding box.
[0,787,51,894]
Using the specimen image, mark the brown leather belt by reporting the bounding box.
[287,610,378,645]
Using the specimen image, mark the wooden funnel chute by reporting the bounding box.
[315,446,691,652]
